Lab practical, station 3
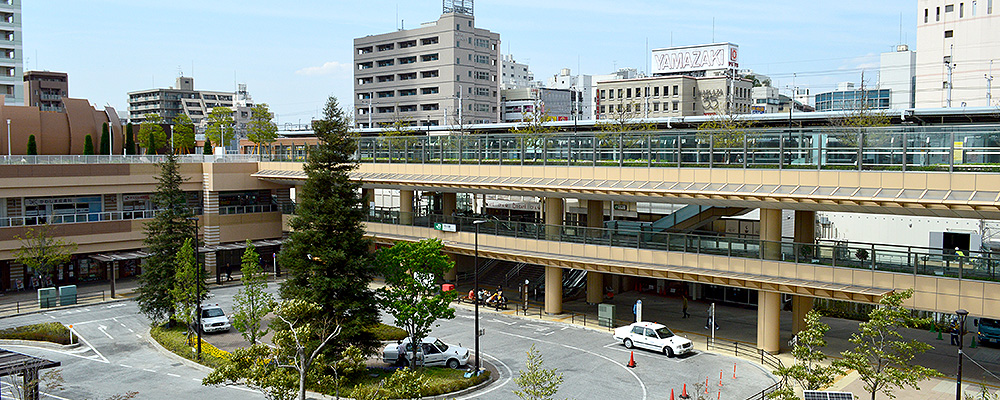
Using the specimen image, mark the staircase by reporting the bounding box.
[649,205,750,233]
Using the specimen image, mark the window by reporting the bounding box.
[377,43,394,51]
[377,59,394,67]
[398,56,416,65]
[673,85,679,96]
[377,91,394,98]
[399,40,417,49]
[357,62,373,70]
[960,3,964,17]
[653,102,659,111]
[357,93,371,100]
[925,8,929,22]
[399,89,417,96]
[653,87,659,96]
[618,89,623,98]
[376,75,394,82]
[421,104,439,111]
[421,70,439,78]
[600,90,605,99]
[673,102,679,111]
[421,53,439,62]
[475,87,490,96]
[399,105,417,112]
[399,72,417,80]
[421,87,439,94]
[937,7,941,20]
[357,46,373,54]
[945,4,954,12]
[377,106,395,113]
[421,36,439,45]
[945,30,954,38]
[474,71,489,80]
[358,77,373,85]
[626,88,632,98]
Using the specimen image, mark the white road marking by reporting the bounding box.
[128,328,134,333]
[120,364,133,368]
[542,332,554,336]
[490,318,516,326]
[493,330,648,400]
[225,384,261,394]
[0,344,107,363]
[142,368,156,373]
[69,330,110,364]
[560,326,569,330]
[453,352,513,400]
[105,303,126,309]
[97,325,114,340]
[166,373,180,378]
[71,316,121,326]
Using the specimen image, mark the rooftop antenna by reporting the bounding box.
[899,12,903,44]
[712,17,715,43]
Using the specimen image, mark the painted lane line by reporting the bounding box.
[453,352,513,400]
[69,329,110,364]
[105,303,126,309]
[119,364,133,368]
[225,384,261,394]
[97,325,114,340]
[142,368,157,373]
[561,326,569,330]
[490,319,516,326]
[70,316,120,326]
[494,330,648,400]
[128,328,134,333]
[166,373,180,378]
[0,344,107,364]
[119,323,127,328]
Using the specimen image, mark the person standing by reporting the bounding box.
[682,295,690,318]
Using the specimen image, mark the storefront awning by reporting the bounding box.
[89,239,283,262]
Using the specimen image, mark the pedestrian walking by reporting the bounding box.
[950,317,961,346]
[682,295,690,318]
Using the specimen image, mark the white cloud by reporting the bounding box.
[295,61,351,76]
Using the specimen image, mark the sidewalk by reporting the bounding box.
[462,284,1000,399]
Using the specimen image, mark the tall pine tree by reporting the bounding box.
[27,135,37,155]
[277,96,378,354]
[137,152,195,322]
[125,123,136,155]
[83,135,95,155]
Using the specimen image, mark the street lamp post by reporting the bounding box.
[6,118,11,156]
[956,309,969,400]
[472,219,488,374]
[188,216,202,360]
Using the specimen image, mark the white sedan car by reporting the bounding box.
[382,337,471,369]
[613,321,693,357]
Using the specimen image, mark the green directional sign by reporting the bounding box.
[434,222,457,232]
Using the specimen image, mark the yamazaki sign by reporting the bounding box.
[651,43,738,75]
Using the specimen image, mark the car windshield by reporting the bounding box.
[654,327,674,338]
[982,318,1000,329]
[433,339,448,352]
[202,308,225,318]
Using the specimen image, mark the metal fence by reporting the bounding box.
[0,154,264,165]
[0,290,109,318]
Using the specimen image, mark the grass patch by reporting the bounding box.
[0,322,75,345]
[150,324,229,369]
[369,323,407,341]
[345,367,490,398]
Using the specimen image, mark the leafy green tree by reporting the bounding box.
[376,238,458,366]
[169,238,207,343]
[270,299,342,400]
[278,96,378,355]
[203,343,297,400]
[834,289,942,400]
[769,309,844,400]
[382,367,426,399]
[697,113,756,164]
[100,123,111,155]
[248,103,278,159]
[83,135,95,155]
[203,138,213,155]
[14,225,77,288]
[137,114,167,155]
[137,153,195,323]
[205,107,235,150]
[232,241,274,344]
[125,123,136,155]
[27,134,37,155]
[172,114,195,154]
[513,344,564,400]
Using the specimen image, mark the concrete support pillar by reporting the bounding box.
[757,290,781,354]
[793,210,815,244]
[399,190,414,225]
[545,266,563,314]
[791,295,813,335]
[586,199,604,237]
[760,208,782,260]
[586,271,604,304]
[543,197,564,240]
[444,253,459,282]
[442,192,457,218]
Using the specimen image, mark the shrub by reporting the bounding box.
[84,135,95,155]
[0,322,76,344]
[27,135,37,155]
[369,323,407,341]
[150,323,229,369]
[383,367,426,399]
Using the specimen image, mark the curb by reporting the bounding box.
[145,327,216,374]
[0,338,81,351]
[0,296,134,319]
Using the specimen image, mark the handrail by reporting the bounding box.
[365,211,1000,284]
[0,154,265,165]
[0,208,204,228]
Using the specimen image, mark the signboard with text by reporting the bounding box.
[651,43,738,75]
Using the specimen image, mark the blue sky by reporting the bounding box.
[23,0,916,123]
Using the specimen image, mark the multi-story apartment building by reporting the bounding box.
[546,68,594,121]
[0,0,22,106]
[500,54,538,90]
[127,76,240,129]
[916,0,1000,108]
[501,87,575,123]
[596,75,752,119]
[353,1,500,128]
[23,71,68,112]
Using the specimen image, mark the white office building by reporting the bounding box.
[546,68,593,121]
[880,44,917,110]
[916,0,1000,108]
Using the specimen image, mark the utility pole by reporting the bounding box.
[945,45,956,107]
[987,60,994,106]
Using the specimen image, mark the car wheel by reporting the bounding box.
[623,338,634,349]
[664,347,674,357]
[447,359,460,369]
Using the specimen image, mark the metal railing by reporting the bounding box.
[366,211,1000,284]
[0,290,108,317]
[707,338,786,400]
[355,125,1000,172]
[0,154,265,165]
[0,208,208,228]
[218,204,279,215]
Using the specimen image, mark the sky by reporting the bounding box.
[23,0,917,124]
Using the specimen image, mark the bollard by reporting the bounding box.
[68,324,74,345]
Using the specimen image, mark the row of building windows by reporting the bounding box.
[601,85,684,99]
[358,70,440,85]
[924,1,992,23]
[357,37,440,55]
[364,87,441,99]
[358,53,441,70]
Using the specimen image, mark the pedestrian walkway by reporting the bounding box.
[457,283,1000,399]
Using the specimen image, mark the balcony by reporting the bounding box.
[1,208,203,228]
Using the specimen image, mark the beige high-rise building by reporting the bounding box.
[916,0,1000,108]
[23,70,68,112]
[353,0,500,129]
[0,0,22,106]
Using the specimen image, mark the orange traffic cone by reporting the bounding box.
[627,351,636,368]
[670,388,675,400]
[680,383,691,399]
